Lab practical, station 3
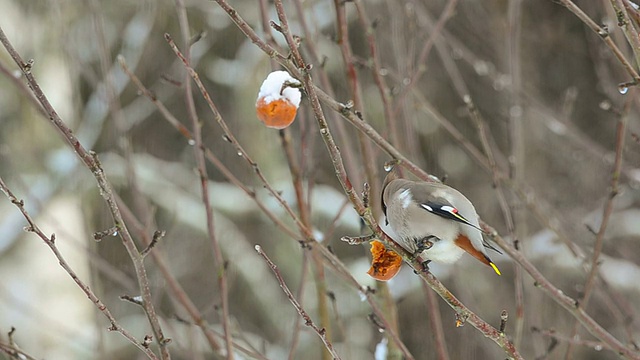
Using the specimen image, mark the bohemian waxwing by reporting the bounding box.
[381,167,501,275]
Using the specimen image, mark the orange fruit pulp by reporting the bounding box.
[256,97,298,129]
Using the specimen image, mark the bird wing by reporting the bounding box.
[420,198,501,275]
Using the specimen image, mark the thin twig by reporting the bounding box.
[422,283,451,360]
[322,199,352,242]
[117,56,300,240]
[350,208,522,359]
[352,0,398,148]
[0,61,46,117]
[266,0,332,338]
[506,0,526,348]
[412,89,582,257]
[89,0,150,232]
[212,2,520,358]
[556,0,640,83]
[287,251,311,360]
[172,2,234,357]
[255,245,342,360]
[164,33,314,240]
[331,4,405,358]
[0,341,39,360]
[487,225,640,360]
[210,1,640,359]
[114,194,223,353]
[565,90,632,360]
[466,98,515,233]
[332,0,376,196]
[272,7,337,360]
[0,177,160,360]
[212,0,429,183]
[0,328,40,360]
[89,3,158,273]
[414,255,523,358]
[610,0,640,69]
[171,316,271,360]
[315,241,414,359]
[278,128,334,360]
[533,327,609,352]
[290,0,362,184]
[257,0,280,59]
[140,230,165,258]
[268,0,366,214]
[392,0,458,116]
[0,25,170,357]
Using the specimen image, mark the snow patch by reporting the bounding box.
[256,70,301,107]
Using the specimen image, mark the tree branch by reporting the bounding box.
[0,26,170,359]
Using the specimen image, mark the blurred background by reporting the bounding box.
[1,0,640,359]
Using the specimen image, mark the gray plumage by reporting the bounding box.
[382,173,500,274]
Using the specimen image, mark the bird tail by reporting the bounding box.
[454,234,501,275]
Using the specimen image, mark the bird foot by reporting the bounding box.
[413,259,431,274]
[415,235,437,252]
[411,236,437,274]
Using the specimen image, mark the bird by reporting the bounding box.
[381,166,501,275]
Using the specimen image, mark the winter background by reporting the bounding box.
[1,1,640,359]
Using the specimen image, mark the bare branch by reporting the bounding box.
[0,177,160,360]
[488,225,640,360]
[172,2,234,356]
[255,245,342,360]
[0,26,170,357]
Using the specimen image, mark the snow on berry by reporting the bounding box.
[256,71,302,129]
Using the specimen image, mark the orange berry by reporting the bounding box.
[367,240,402,281]
[256,71,301,129]
[256,97,298,129]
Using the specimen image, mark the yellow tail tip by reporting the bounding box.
[490,262,501,276]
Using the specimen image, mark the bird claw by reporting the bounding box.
[420,260,431,273]
[413,259,431,274]
[415,235,436,252]
[411,236,437,274]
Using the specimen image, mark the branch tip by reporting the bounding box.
[269,20,283,33]
[142,335,153,348]
[500,310,509,334]
[22,58,34,73]
[120,294,144,306]
[141,230,165,257]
